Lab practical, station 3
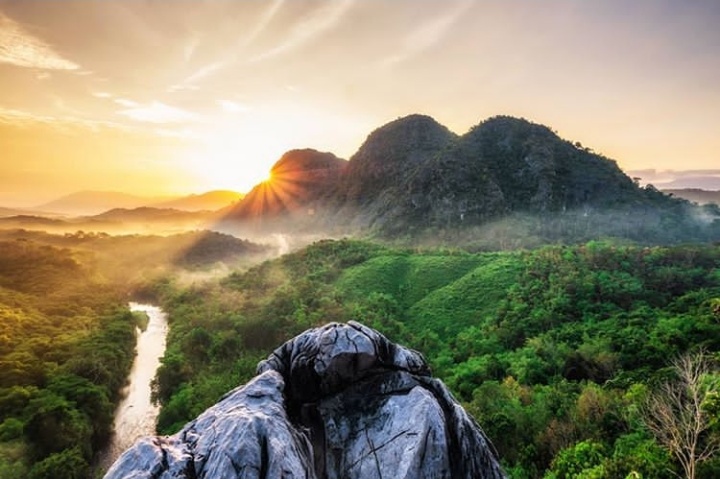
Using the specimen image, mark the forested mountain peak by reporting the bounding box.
[351,114,456,162]
[270,148,346,175]
[458,115,643,211]
[223,149,345,221]
[217,114,719,244]
[337,114,457,205]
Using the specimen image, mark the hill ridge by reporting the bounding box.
[219,113,719,243]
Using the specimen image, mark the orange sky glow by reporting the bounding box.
[1,0,719,206]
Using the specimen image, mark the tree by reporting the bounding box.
[640,351,720,479]
[27,447,88,479]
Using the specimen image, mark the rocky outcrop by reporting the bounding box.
[104,322,505,479]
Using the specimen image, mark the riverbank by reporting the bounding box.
[96,303,168,474]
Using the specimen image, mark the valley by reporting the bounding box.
[2,2,719,477]
[0,115,718,479]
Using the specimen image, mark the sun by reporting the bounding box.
[261,169,274,184]
[177,105,360,194]
[180,130,286,193]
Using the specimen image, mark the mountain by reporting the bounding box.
[0,207,217,235]
[223,148,345,221]
[89,207,209,222]
[336,115,456,203]
[82,207,214,234]
[324,114,460,231]
[0,206,55,218]
[219,114,718,243]
[663,188,720,205]
[360,115,658,235]
[151,190,244,211]
[33,190,244,218]
[0,215,70,228]
[34,191,176,216]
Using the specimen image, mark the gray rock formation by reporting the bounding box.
[104,322,505,479]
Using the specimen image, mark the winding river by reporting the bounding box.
[97,302,168,472]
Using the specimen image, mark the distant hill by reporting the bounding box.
[218,114,718,244]
[0,207,216,236]
[0,206,55,218]
[32,190,244,218]
[89,207,209,222]
[151,190,244,211]
[80,207,215,234]
[626,170,720,190]
[34,191,175,216]
[222,149,345,222]
[0,215,69,227]
[662,188,720,205]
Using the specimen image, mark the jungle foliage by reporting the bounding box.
[3,228,719,478]
[151,238,720,478]
[0,240,135,479]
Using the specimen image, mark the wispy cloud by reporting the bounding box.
[0,12,80,70]
[627,169,720,189]
[169,61,225,92]
[217,99,250,113]
[0,106,129,132]
[249,0,355,62]
[170,0,286,92]
[183,33,201,63]
[382,1,472,66]
[114,98,140,108]
[0,106,58,126]
[242,0,285,47]
[117,100,198,124]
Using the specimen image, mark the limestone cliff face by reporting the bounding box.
[104,322,505,479]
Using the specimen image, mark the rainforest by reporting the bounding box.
[4,224,719,478]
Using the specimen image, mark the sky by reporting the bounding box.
[1,0,719,206]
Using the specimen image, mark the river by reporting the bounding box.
[97,302,168,472]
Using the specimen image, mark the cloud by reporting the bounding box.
[249,0,355,62]
[0,12,80,70]
[242,0,285,46]
[183,33,200,63]
[0,106,130,132]
[169,61,225,92]
[382,1,472,66]
[169,0,286,91]
[627,169,720,190]
[0,106,56,126]
[114,98,140,108]
[217,100,250,113]
[117,100,198,124]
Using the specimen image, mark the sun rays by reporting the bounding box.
[240,165,312,219]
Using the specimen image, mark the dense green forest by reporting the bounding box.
[0,240,136,479]
[149,239,720,478]
[0,229,268,478]
[2,227,719,478]
[0,229,270,289]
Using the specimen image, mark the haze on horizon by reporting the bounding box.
[1,0,719,207]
